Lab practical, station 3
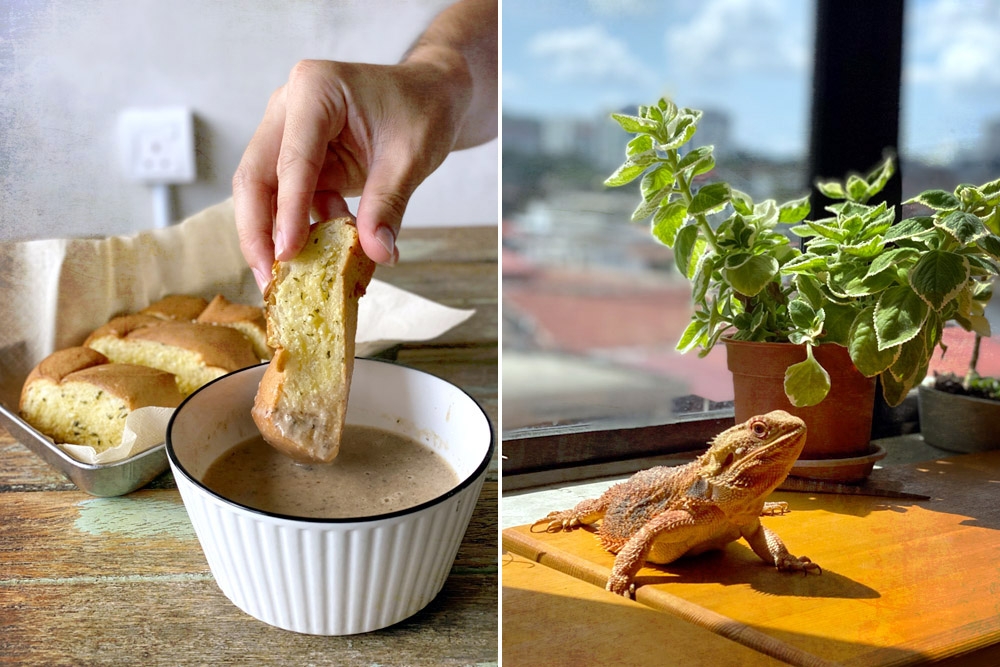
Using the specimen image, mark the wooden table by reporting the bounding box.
[503,447,1000,666]
[0,226,498,666]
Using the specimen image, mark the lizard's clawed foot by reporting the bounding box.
[531,510,582,533]
[605,575,636,599]
[761,501,789,516]
[776,554,822,575]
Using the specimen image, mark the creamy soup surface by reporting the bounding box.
[201,425,459,518]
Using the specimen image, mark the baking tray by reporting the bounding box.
[0,400,170,497]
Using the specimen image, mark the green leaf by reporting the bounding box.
[610,112,657,134]
[822,302,859,346]
[816,180,846,199]
[848,305,901,377]
[980,176,1000,204]
[651,201,688,246]
[795,274,825,310]
[889,332,928,383]
[879,369,911,407]
[977,234,1000,260]
[674,224,700,278]
[788,299,817,330]
[801,219,846,242]
[640,164,674,201]
[677,146,713,171]
[631,195,661,222]
[883,216,935,243]
[730,189,754,215]
[781,253,827,274]
[661,117,698,151]
[676,318,707,354]
[906,189,960,210]
[908,250,970,311]
[626,134,653,158]
[847,174,870,202]
[688,183,731,216]
[842,236,886,259]
[874,285,929,350]
[777,195,811,223]
[691,253,715,303]
[783,345,831,407]
[605,160,649,188]
[935,210,989,244]
[865,154,896,196]
[864,247,919,279]
[722,254,779,297]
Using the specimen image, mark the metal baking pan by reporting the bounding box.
[0,400,170,497]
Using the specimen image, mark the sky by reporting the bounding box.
[502,0,1000,161]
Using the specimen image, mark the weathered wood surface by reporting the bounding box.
[0,227,498,666]
[504,450,1000,666]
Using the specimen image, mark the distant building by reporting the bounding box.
[503,115,542,154]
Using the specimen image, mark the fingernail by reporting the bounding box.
[252,267,270,293]
[374,225,397,265]
[274,228,287,259]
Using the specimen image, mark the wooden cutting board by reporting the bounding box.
[503,450,1000,666]
[502,551,784,666]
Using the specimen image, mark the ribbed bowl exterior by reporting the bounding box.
[166,360,494,636]
[173,465,486,635]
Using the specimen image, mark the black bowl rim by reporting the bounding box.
[165,358,495,524]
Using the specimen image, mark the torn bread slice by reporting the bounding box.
[19,347,184,452]
[252,218,376,463]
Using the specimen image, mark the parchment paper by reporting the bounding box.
[0,198,474,463]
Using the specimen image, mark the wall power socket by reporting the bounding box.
[118,107,196,184]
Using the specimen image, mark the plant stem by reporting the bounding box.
[667,153,720,253]
[964,333,982,389]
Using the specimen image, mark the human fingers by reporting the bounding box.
[354,146,424,265]
[233,87,287,292]
[310,190,353,223]
[273,61,347,263]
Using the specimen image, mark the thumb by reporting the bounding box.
[355,155,423,265]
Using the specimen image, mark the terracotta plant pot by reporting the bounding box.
[724,338,877,461]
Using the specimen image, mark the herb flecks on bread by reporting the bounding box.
[85,316,259,395]
[252,218,376,464]
[19,347,184,452]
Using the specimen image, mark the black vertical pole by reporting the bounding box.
[808,0,906,437]
[807,0,904,217]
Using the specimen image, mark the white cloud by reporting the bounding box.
[527,24,656,86]
[584,0,664,17]
[906,0,1000,91]
[665,0,809,78]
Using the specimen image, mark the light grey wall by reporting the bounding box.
[0,0,498,242]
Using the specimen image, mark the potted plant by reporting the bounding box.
[919,328,1000,453]
[605,98,1000,474]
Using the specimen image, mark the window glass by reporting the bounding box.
[502,0,817,434]
[901,0,1000,382]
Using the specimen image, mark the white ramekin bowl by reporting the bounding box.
[166,359,494,635]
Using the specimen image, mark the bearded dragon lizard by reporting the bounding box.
[533,410,821,597]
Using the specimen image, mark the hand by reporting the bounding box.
[233,56,471,291]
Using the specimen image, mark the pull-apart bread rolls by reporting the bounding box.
[252,218,376,464]
[19,347,184,452]
[85,314,259,395]
[197,294,272,361]
[140,294,211,321]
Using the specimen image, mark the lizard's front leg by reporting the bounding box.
[605,507,721,597]
[741,519,821,574]
[532,497,607,532]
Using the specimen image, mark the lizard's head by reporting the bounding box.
[697,410,807,490]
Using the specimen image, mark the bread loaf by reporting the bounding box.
[252,218,376,463]
[197,294,272,361]
[141,294,210,321]
[85,316,259,395]
[19,347,184,452]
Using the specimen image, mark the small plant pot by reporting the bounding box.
[918,385,1000,453]
[725,339,877,474]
